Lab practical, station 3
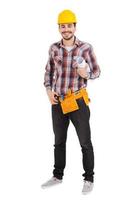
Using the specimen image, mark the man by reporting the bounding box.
[41,9,101,194]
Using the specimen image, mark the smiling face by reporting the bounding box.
[59,23,76,40]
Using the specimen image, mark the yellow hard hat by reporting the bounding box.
[58,9,77,24]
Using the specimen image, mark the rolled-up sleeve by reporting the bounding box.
[43,46,55,90]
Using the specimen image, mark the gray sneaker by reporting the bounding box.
[41,177,62,188]
[82,180,94,194]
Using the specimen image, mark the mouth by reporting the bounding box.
[62,32,72,35]
[61,32,74,40]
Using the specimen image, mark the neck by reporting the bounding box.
[62,36,75,47]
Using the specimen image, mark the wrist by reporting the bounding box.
[46,88,52,94]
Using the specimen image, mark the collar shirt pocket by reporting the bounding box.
[53,55,62,66]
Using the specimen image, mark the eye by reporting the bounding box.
[68,24,73,28]
[61,25,65,28]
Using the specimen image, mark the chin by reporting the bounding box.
[63,35,74,40]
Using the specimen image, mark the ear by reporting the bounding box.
[58,27,61,34]
[74,26,76,33]
[58,25,61,33]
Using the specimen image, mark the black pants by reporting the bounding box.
[51,97,94,182]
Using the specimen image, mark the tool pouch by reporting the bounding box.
[60,94,79,114]
[80,89,90,105]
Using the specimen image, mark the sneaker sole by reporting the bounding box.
[41,181,62,189]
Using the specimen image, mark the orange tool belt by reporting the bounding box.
[59,88,90,114]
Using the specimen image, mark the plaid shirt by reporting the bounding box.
[44,37,101,96]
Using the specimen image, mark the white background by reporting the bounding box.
[0,0,134,199]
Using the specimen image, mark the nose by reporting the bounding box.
[64,27,69,32]
[64,25,71,31]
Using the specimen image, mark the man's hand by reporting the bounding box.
[46,89,59,105]
[77,63,89,78]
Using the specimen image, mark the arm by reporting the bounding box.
[43,46,58,104]
[76,44,101,80]
[43,46,55,90]
[86,44,101,79]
